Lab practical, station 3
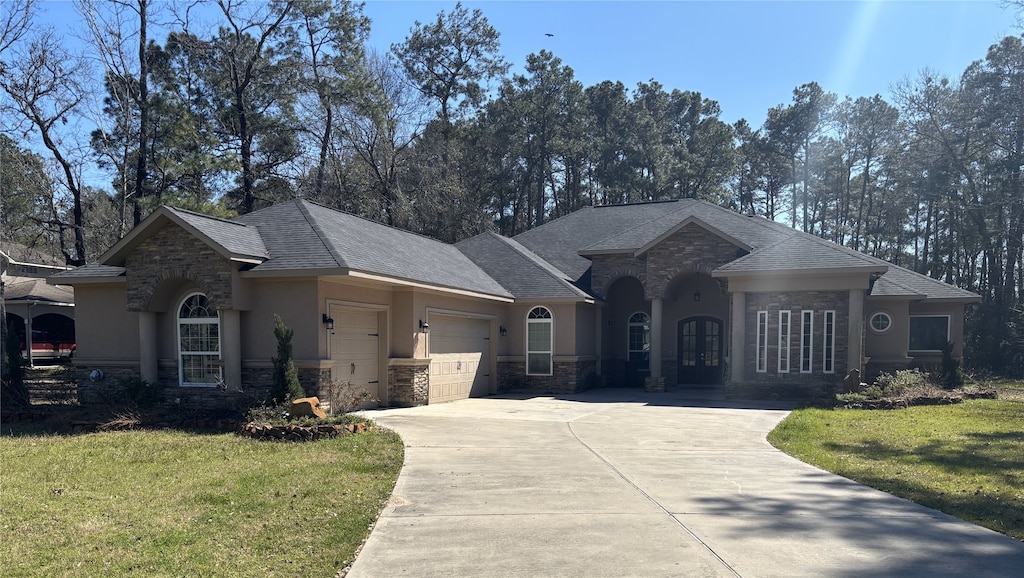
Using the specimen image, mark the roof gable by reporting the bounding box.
[99,206,268,266]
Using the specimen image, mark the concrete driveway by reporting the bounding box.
[349,389,1024,577]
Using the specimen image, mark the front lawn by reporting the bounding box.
[0,427,403,577]
[769,391,1024,541]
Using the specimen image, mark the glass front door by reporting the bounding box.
[677,317,723,385]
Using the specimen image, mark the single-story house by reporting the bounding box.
[51,198,979,409]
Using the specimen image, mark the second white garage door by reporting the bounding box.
[429,315,491,403]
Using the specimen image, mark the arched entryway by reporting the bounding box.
[677,316,723,386]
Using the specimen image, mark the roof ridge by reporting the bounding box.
[298,197,457,245]
[580,202,695,252]
[293,199,347,269]
[167,205,250,228]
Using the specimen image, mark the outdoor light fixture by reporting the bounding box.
[693,291,701,302]
[499,325,508,337]
[322,313,334,331]
[420,319,429,333]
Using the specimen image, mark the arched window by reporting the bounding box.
[178,293,221,387]
[627,312,650,369]
[526,306,553,375]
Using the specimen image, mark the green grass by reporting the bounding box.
[769,390,1024,541]
[0,427,403,577]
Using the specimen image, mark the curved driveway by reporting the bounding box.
[350,390,1024,577]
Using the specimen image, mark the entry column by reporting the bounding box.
[646,297,666,391]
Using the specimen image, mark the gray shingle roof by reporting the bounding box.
[4,277,74,303]
[168,207,268,260]
[237,200,512,298]
[49,264,126,280]
[714,233,888,274]
[871,266,980,301]
[515,198,976,303]
[456,232,593,300]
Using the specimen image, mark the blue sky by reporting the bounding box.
[361,0,1020,126]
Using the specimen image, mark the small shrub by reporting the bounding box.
[940,341,965,389]
[246,403,292,424]
[116,376,164,409]
[270,314,304,404]
[873,369,930,398]
[325,380,380,415]
[836,392,867,403]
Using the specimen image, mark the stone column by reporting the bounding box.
[221,309,242,390]
[730,291,746,383]
[139,311,158,383]
[650,298,663,378]
[847,289,864,375]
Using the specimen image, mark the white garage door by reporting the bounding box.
[330,306,381,403]
[429,315,490,403]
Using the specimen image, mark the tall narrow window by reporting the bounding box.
[526,306,553,375]
[178,293,221,387]
[800,310,813,373]
[627,312,651,370]
[778,310,791,373]
[823,310,835,374]
[756,310,768,373]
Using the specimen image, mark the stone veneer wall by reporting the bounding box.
[124,224,235,312]
[74,360,329,414]
[590,254,647,300]
[644,226,743,298]
[498,358,599,395]
[733,291,851,401]
[388,360,430,407]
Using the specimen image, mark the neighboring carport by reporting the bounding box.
[351,391,1024,577]
[2,276,75,366]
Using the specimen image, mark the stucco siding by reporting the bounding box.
[71,284,139,360]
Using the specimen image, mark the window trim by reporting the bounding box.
[869,311,893,334]
[526,306,553,376]
[800,310,814,374]
[908,314,951,353]
[777,310,791,374]
[627,311,651,370]
[176,292,222,388]
[823,310,836,374]
[756,310,768,373]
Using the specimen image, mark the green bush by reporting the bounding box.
[117,376,164,409]
[1,320,29,410]
[836,392,868,403]
[270,314,304,404]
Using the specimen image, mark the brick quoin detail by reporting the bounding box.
[125,224,234,312]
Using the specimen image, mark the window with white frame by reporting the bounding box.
[869,311,892,333]
[756,310,768,373]
[178,293,221,387]
[800,310,814,373]
[627,312,651,370]
[909,315,950,352]
[823,310,835,374]
[526,306,553,375]
[778,310,791,373]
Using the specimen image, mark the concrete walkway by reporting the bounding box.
[349,390,1024,577]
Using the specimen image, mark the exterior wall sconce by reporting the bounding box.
[322,313,334,331]
[499,325,508,337]
[693,292,701,302]
[420,319,429,333]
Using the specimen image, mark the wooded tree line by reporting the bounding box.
[1,1,1022,375]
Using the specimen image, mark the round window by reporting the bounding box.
[869,312,892,333]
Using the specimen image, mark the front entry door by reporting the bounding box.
[677,317,723,385]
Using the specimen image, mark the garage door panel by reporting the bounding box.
[330,306,381,403]
[429,316,490,403]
